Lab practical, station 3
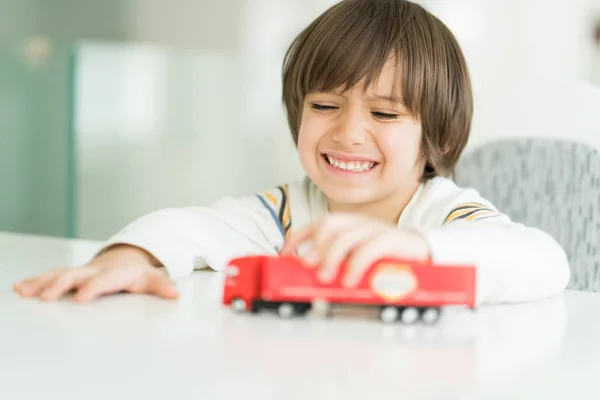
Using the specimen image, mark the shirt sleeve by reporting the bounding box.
[416,188,571,306]
[99,192,287,280]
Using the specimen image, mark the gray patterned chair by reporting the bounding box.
[455,138,600,292]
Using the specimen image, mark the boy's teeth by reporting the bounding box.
[325,155,375,172]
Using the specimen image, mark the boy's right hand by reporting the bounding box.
[12,245,179,303]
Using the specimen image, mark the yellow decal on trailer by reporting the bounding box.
[370,263,418,302]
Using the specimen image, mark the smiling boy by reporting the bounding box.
[14,0,570,304]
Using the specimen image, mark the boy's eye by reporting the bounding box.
[311,103,338,112]
[372,111,399,120]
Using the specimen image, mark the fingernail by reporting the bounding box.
[342,275,356,287]
[318,269,335,283]
[18,285,31,296]
[304,251,319,266]
[41,293,55,302]
[73,294,88,303]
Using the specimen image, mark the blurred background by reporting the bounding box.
[1,0,600,241]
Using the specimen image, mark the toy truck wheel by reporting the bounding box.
[379,306,400,323]
[277,303,296,318]
[293,303,312,316]
[231,298,248,313]
[400,307,420,324]
[420,307,441,325]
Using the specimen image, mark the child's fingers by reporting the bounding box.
[280,223,318,255]
[73,269,127,303]
[343,232,392,287]
[39,268,96,302]
[14,269,62,298]
[318,225,379,282]
[310,215,355,251]
[302,215,361,266]
[146,273,179,300]
[282,214,358,256]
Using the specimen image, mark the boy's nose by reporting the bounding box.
[332,113,367,146]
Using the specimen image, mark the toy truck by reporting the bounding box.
[222,255,476,324]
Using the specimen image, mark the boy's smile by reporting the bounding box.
[320,151,380,176]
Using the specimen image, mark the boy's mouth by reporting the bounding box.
[321,153,379,173]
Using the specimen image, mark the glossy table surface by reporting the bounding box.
[0,232,597,399]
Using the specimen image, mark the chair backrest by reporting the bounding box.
[455,138,600,292]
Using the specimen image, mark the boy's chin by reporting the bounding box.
[321,185,379,206]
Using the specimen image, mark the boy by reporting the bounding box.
[14,0,570,305]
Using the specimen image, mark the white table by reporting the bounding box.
[0,232,598,399]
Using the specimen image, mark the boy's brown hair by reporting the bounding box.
[282,0,473,180]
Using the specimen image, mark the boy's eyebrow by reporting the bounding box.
[308,92,405,105]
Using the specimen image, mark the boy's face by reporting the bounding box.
[297,61,425,210]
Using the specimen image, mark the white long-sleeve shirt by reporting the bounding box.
[103,176,570,305]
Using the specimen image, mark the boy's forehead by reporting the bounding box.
[367,60,401,94]
[314,62,404,101]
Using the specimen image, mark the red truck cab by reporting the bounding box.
[222,255,266,313]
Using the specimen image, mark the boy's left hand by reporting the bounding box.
[280,213,430,287]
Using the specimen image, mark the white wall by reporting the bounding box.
[418,0,600,149]
[592,3,600,86]
[124,0,239,49]
[594,47,600,85]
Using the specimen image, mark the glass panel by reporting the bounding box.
[0,40,74,237]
